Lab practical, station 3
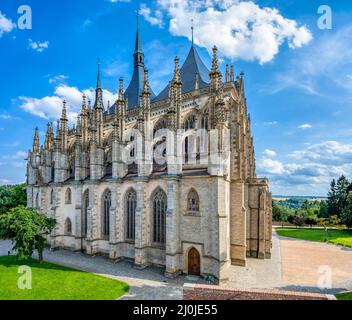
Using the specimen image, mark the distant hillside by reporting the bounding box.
[273,195,327,201]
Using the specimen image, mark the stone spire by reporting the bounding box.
[230,65,234,82]
[60,100,68,131]
[173,56,181,85]
[210,46,222,88]
[81,94,87,116]
[60,100,68,152]
[134,12,144,68]
[32,127,40,153]
[94,60,104,110]
[226,64,229,82]
[170,56,182,129]
[44,123,54,150]
[191,19,194,47]
[118,77,124,101]
[124,13,155,108]
[142,67,150,95]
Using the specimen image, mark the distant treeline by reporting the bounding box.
[273,175,352,228]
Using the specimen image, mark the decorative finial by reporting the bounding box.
[173,56,181,84]
[143,67,150,94]
[191,19,194,46]
[118,77,124,99]
[61,100,67,120]
[96,59,101,89]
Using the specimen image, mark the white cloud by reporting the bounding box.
[258,141,352,195]
[12,162,26,168]
[0,113,17,120]
[141,0,312,64]
[139,4,163,27]
[263,149,276,158]
[270,25,352,95]
[0,11,15,38]
[0,179,13,185]
[28,39,49,52]
[48,74,68,85]
[2,151,27,160]
[19,84,118,124]
[298,123,312,130]
[258,158,285,175]
[263,121,278,126]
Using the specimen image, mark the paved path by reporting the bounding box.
[1,232,351,299]
[278,234,352,294]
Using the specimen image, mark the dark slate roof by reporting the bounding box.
[124,66,156,109]
[153,45,210,102]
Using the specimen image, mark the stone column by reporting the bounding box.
[230,181,247,266]
[50,186,61,250]
[258,187,266,259]
[134,180,148,268]
[74,183,84,252]
[165,177,181,278]
[86,183,99,255]
[109,181,121,259]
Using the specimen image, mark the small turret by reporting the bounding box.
[209,46,222,89]
[94,60,104,111]
[32,127,40,153]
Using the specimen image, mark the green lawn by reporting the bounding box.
[0,255,129,300]
[336,292,352,300]
[276,228,352,248]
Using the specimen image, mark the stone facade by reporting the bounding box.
[26,20,272,283]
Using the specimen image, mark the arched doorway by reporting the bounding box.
[188,247,201,276]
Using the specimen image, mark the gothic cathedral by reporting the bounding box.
[26,18,272,283]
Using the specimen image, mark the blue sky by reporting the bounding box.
[0,0,351,196]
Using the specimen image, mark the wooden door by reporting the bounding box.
[188,248,200,276]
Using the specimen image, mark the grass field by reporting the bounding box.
[335,292,352,300]
[0,255,129,300]
[276,228,352,247]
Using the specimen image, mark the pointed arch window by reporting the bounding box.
[102,190,111,239]
[65,188,72,204]
[82,190,89,237]
[35,193,39,209]
[201,115,209,130]
[65,218,72,235]
[183,114,197,131]
[50,189,54,205]
[125,189,137,241]
[187,189,200,214]
[152,188,167,245]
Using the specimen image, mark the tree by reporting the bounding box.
[318,200,329,218]
[341,192,352,228]
[0,206,56,262]
[0,184,27,215]
[272,201,295,223]
[305,216,317,228]
[327,179,338,216]
[336,175,350,216]
[292,215,306,228]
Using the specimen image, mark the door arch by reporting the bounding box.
[188,247,201,276]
